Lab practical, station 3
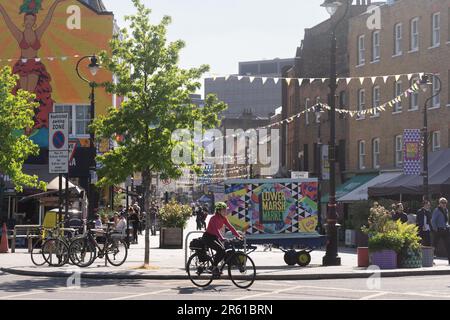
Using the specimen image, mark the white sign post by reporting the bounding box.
[49,113,69,174]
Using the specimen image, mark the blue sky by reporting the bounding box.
[105,0,329,81]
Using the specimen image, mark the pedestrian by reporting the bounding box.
[392,203,408,223]
[201,206,207,230]
[150,203,158,235]
[94,214,103,229]
[195,206,203,231]
[416,200,432,246]
[129,206,140,244]
[431,198,450,264]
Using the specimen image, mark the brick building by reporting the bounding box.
[282,0,372,183]
[347,0,450,174]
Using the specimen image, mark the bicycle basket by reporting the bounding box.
[189,237,206,250]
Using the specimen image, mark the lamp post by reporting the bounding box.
[315,104,324,234]
[419,74,441,201]
[320,0,349,266]
[76,55,100,220]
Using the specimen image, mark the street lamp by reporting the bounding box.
[76,55,100,220]
[321,0,349,266]
[315,104,324,234]
[419,74,441,201]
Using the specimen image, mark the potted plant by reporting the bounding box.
[396,222,422,268]
[159,200,192,249]
[368,231,404,269]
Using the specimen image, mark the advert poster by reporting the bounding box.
[225,179,318,235]
[403,129,421,176]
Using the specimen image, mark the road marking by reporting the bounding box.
[109,289,173,300]
[233,285,304,300]
[359,292,388,300]
[1,292,44,300]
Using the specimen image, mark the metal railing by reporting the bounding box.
[11,225,40,253]
[184,231,205,268]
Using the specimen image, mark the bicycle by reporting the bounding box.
[68,221,128,267]
[186,237,257,289]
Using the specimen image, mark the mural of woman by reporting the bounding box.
[0,0,65,130]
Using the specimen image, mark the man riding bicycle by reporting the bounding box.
[202,202,243,277]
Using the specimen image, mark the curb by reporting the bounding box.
[3,267,450,281]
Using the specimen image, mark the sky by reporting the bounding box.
[105,0,330,94]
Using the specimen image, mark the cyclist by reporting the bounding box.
[202,202,242,277]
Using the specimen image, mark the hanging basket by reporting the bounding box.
[370,250,397,269]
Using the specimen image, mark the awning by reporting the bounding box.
[368,148,450,197]
[321,174,377,204]
[4,164,58,190]
[338,172,402,203]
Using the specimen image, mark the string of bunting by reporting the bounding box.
[0,54,88,64]
[206,72,426,87]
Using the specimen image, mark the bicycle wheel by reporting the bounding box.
[69,238,96,268]
[42,238,69,267]
[30,238,47,266]
[187,252,214,288]
[106,239,128,266]
[228,252,256,289]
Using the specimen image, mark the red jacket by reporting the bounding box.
[206,213,240,241]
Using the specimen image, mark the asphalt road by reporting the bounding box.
[1,270,450,300]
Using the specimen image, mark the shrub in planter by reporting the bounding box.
[159,200,192,249]
[368,231,404,269]
[396,222,422,268]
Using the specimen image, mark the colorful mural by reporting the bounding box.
[0,0,113,148]
[225,179,319,235]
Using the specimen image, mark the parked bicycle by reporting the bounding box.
[30,224,79,267]
[68,221,128,267]
[186,237,257,289]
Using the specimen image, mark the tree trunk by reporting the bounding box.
[142,168,152,266]
[0,175,4,224]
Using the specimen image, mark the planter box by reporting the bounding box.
[355,230,368,247]
[159,227,183,249]
[370,250,397,269]
[421,246,434,268]
[399,248,422,269]
[357,247,369,267]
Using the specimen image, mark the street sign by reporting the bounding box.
[49,113,69,174]
[69,141,77,162]
[49,151,69,174]
[49,113,69,151]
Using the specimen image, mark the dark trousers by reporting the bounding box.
[196,220,203,231]
[132,222,139,243]
[419,230,431,247]
[433,230,450,262]
[203,233,225,267]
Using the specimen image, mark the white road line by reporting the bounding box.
[233,285,304,300]
[109,288,173,300]
[359,292,388,300]
[1,292,45,300]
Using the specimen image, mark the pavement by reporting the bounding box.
[2,217,450,280]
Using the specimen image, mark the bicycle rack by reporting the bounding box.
[184,231,205,269]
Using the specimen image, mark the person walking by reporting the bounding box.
[431,198,450,264]
[392,203,408,223]
[129,207,140,244]
[417,200,432,246]
[195,205,203,231]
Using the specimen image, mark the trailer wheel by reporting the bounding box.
[297,251,311,267]
[283,250,298,266]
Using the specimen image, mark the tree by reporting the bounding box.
[0,66,46,221]
[92,0,227,267]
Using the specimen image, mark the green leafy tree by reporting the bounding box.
[92,0,227,267]
[0,67,46,219]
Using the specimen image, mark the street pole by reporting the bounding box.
[321,0,348,266]
[316,106,323,234]
[421,74,441,201]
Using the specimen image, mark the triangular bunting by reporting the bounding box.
[359,77,364,85]
[261,77,267,84]
[371,77,377,84]
[407,74,413,81]
[346,78,352,85]
[383,76,389,83]
[285,78,291,86]
[249,77,255,83]
[273,78,279,84]
[395,75,401,81]
[237,76,243,81]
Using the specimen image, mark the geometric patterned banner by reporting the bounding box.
[225,179,318,235]
[403,129,422,175]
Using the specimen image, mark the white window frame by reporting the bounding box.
[357,89,365,119]
[409,78,419,111]
[359,140,366,170]
[432,12,441,47]
[372,31,380,61]
[394,81,402,113]
[395,135,403,168]
[358,35,366,65]
[54,104,91,138]
[410,17,419,52]
[431,75,441,108]
[394,23,403,56]
[432,131,441,151]
[372,86,381,117]
[305,98,310,125]
[372,138,380,169]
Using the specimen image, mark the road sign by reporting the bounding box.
[49,113,69,151]
[291,171,309,179]
[69,141,77,162]
[49,151,69,174]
